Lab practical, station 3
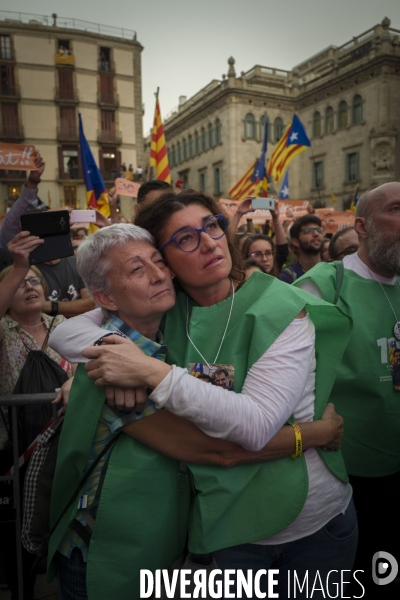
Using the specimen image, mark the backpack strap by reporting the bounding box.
[333,260,344,305]
[41,316,57,352]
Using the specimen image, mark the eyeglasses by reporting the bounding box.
[159,214,227,253]
[250,250,273,259]
[18,276,43,288]
[300,226,324,235]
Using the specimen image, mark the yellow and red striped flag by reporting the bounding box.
[228,160,258,200]
[267,113,311,183]
[149,93,171,183]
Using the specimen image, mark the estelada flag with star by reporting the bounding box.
[250,118,269,196]
[278,170,290,199]
[267,113,311,183]
[149,90,171,183]
[78,113,110,218]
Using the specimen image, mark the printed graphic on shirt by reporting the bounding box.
[377,337,400,391]
[48,284,79,302]
[188,363,235,391]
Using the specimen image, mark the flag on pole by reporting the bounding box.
[228,159,258,200]
[278,170,290,199]
[349,185,360,212]
[250,118,269,197]
[149,92,171,183]
[78,113,110,218]
[267,113,311,183]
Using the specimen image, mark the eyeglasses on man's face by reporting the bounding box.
[159,214,227,253]
[250,250,273,259]
[300,226,324,235]
[18,276,43,288]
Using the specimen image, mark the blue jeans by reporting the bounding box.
[57,548,87,600]
[212,499,358,599]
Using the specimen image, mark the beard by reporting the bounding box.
[367,220,400,276]
[299,239,323,256]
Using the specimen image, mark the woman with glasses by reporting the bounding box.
[241,234,280,277]
[51,190,356,598]
[0,231,73,600]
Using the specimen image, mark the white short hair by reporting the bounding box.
[76,223,154,296]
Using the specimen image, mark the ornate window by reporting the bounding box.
[170,145,175,167]
[312,161,324,188]
[177,141,181,163]
[352,95,363,125]
[244,113,256,139]
[202,127,207,150]
[338,101,348,129]
[215,118,221,144]
[188,135,193,158]
[274,117,284,142]
[313,112,321,138]
[345,152,359,182]
[325,107,334,134]
[194,131,199,154]
[208,123,214,148]
[259,114,269,140]
[182,138,187,160]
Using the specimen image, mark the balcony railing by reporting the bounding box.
[57,125,79,141]
[97,90,119,107]
[0,169,27,180]
[55,53,75,66]
[0,82,20,98]
[0,124,24,140]
[97,129,122,145]
[98,58,116,73]
[55,88,79,103]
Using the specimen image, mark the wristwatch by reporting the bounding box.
[49,301,59,316]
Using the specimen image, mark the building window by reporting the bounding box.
[100,110,116,142]
[99,73,115,104]
[64,185,77,208]
[215,119,221,144]
[199,171,206,191]
[208,123,214,148]
[57,68,74,100]
[214,166,222,195]
[1,103,20,137]
[182,138,187,160]
[201,127,206,152]
[177,142,181,163]
[170,145,175,167]
[352,94,363,125]
[325,107,334,134]
[59,147,79,179]
[99,149,119,181]
[338,101,348,129]
[312,112,321,138]
[346,152,359,183]
[259,114,268,140]
[56,40,74,65]
[179,171,189,188]
[274,117,284,142]
[0,35,12,60]
[244,113,256,139]
[0,64,16,96]
[312,161,324,188]
[100,47,111,71]
[194,131,199,154]
[188,135,194,158]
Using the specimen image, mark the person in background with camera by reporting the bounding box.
[0,152,45,251]
[280,215,324,283]
[230,197,289,271]
[0,230,74,600]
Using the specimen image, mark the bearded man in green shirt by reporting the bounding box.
[294,181,400,598]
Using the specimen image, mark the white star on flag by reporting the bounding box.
[281,185,289,198]
[289,132,298,142]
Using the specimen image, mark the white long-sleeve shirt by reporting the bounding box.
[49,308,351,543]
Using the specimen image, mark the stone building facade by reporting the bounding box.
[164,18,400,208]
[0,11,144,212]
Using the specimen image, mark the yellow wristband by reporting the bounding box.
[291,424,302,458]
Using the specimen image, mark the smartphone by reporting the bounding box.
[251,197,275,211]
[20,210,73,264]
[70,210,96,223]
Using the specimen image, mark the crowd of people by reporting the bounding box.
[0,150,399,600]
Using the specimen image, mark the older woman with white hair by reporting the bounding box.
[48,223,344,600]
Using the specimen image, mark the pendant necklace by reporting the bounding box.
[186,280,235,369]
[367,267,400,340]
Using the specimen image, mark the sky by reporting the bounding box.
[2,0,400,135]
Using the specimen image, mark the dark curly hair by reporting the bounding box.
[135,189,245,284]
